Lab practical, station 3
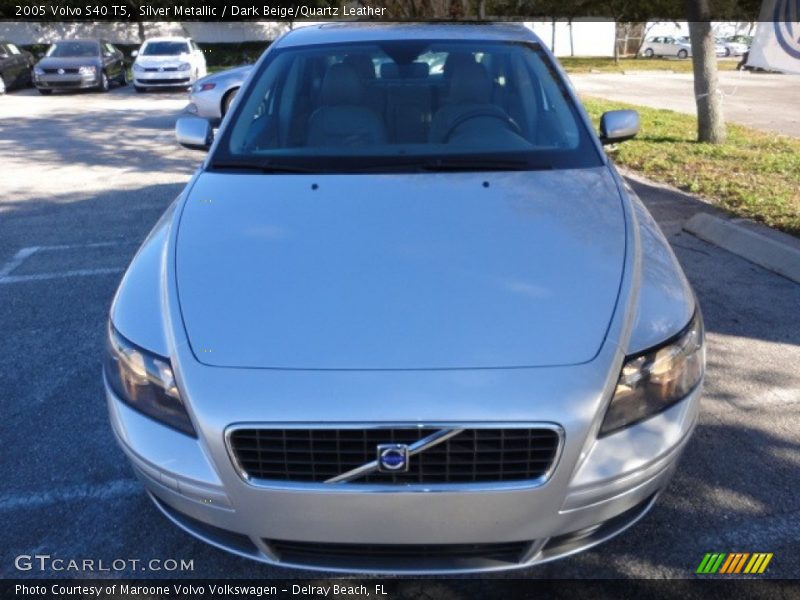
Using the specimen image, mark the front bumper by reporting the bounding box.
[107,379,700,573]
[134,71,191,87]
[35,74,99,90]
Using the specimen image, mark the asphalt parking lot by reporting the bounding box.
[570,71,800,137]
[1,84,798,580]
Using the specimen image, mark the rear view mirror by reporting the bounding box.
[599,110,640,145]
[176,117,213,151]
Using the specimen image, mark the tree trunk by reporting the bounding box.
[569,19,575,57]
[613,22,619,65]
[687,16,726,143]
[551,19,557,54]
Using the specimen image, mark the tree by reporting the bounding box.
[686,0,726,143]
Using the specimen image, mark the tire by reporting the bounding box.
[644,48,654,58]
[37,88,52,95]
[134,85,146,93]
[119,68,128,86]
[221,87,239,117]
[677,49,688,59]
[97,71,110,93]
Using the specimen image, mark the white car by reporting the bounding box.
[132,37,206,92]
[640,35,726,59]
[718,36,750,57]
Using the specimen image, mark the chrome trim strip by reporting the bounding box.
[223,421,565,493]
[324,428,465,484]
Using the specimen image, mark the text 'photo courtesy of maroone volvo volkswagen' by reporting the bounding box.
[105,23,705,574]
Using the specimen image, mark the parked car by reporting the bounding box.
[640,35,726,59]
[108,23,705,574]
[33,39,126,94]
[187,64,252,120]
[132,37,206,92]
[718,36,750,57]
[0,40,35,94]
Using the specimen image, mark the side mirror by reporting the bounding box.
[176,117,212,151]
[599,110,640,145]
[130,50,138,58]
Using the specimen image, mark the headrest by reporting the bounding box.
[380,62,399,79]
[449,61,492,104]
[321,63,363,106]
[404,62,429,78]
[443,52,474,79]
[343,54,375,80]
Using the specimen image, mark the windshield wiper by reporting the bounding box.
[211,160,319,174]
[417,158,551,172]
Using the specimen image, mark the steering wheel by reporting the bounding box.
[441,108,523,143]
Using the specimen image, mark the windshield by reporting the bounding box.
[211,40,602,173]
[46,41,99,58]
[142,41,189,56]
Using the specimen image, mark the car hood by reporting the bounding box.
[176,168,626,369]
[37,56,99,68]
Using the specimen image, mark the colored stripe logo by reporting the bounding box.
[696,552,773,574]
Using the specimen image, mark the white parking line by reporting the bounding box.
[0,267,124,284]
[0,243,125,284]
[0,480,142,512]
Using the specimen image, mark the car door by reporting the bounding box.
[6,43,28,86]
[0,43,21,87]
[100,41,118,79]
[107,42,124,78]
[651,37,665,56]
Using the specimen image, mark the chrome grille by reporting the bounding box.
[228,427,560,484]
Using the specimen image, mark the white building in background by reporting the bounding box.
[523,20,616,57]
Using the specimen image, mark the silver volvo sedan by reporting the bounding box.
[106,23,704,574]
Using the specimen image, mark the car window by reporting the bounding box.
[7,43,21,55]
[46,41,99,58]
[104,43,116,55]
[214,40,602,173]
[142,41,189,56]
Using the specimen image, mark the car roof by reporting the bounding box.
[273,22,539,49]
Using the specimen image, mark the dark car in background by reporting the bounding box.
[34,39,127,94]
[0,41,35,94]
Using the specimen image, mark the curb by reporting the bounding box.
[684,213,800,284]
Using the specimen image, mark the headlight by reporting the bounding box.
[178,62,191,71]
[78,65,96,76]
[195,82,216,92]
[600,311,704,436]
[133,63,145,72]
[104,322,196,437]
[34,66,45,76]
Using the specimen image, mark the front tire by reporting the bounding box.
[644,48,654,58]
[37,88,52,95]
[97,71,110,93]
[119,68,128,86]
[677,49,688,59]
[134,85,146,93]
[221,87,239,117]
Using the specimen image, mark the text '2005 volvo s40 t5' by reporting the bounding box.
[105,23,705,574]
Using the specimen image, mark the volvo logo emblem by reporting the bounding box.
[774,0,800,59]
[158,66,165,72]
[377,444,409,472]
[57,68,64,75]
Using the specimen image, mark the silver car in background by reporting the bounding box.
[106,23,705,574]
[187,64,252,120]
[640,35,726,59]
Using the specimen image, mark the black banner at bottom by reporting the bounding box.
[4,579,798,600]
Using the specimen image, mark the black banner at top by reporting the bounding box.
[0,0,771,22]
